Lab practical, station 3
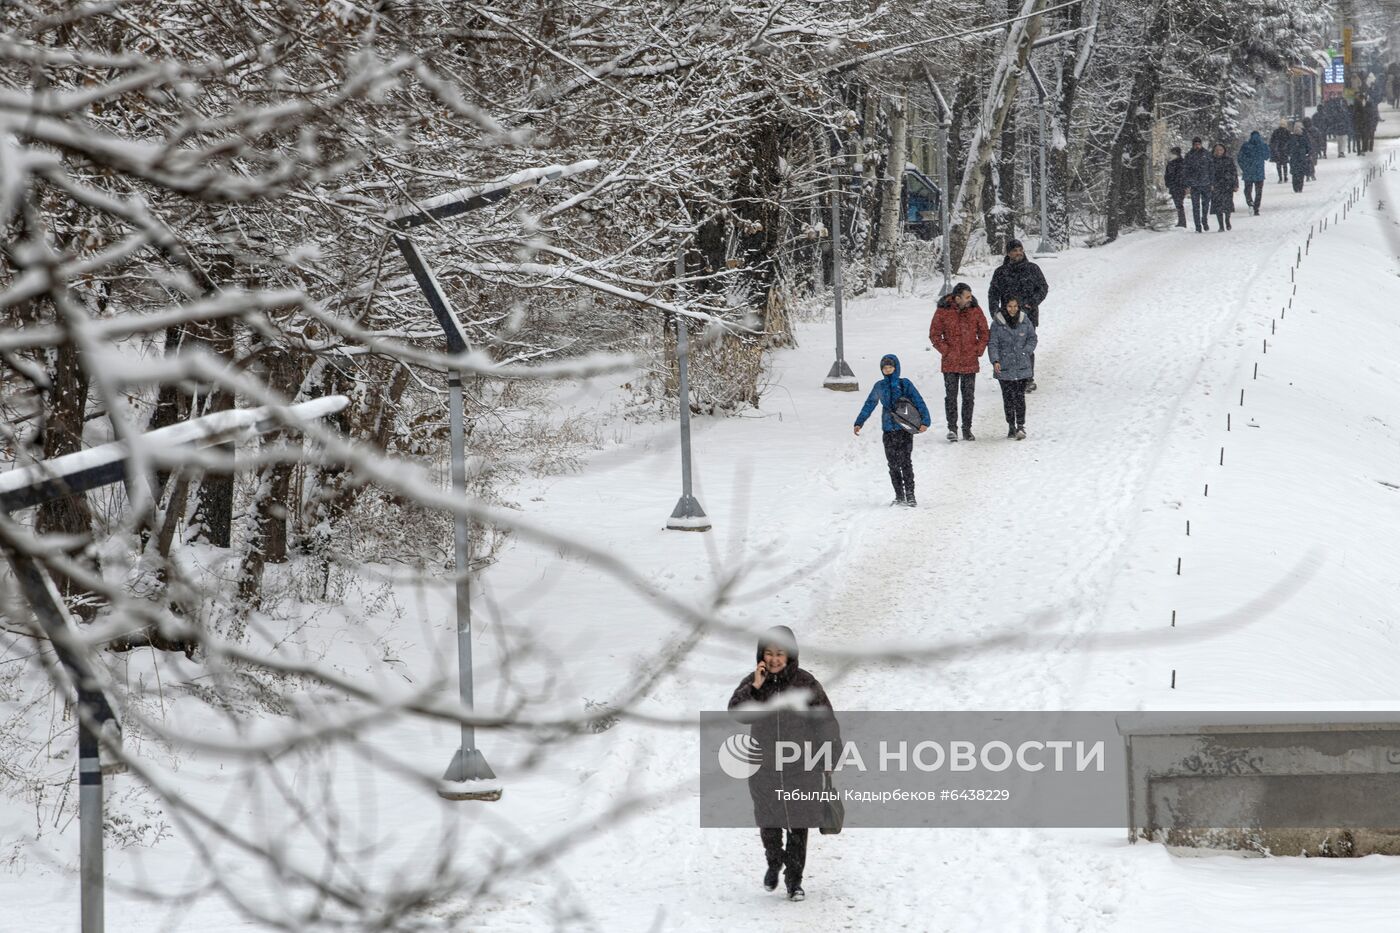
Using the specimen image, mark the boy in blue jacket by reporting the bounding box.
[854,354,931,506]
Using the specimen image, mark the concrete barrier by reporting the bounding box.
[1117,713,1400,855]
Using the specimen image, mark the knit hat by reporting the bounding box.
[1005,238,1023,253]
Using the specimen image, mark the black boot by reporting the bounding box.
[1008,424,1017,438]
[1225,213,1232,230]
[764,865,780,891]
[962,427,975,441]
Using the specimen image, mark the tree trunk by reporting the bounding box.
[36,338,99,620]
[1048,0,1098,248]
[189,312,236,548]
[948,0,1049,271]
[876,92,908,288]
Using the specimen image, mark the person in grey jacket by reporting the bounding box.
[987,296,1038,439]
[1181,137,1214,232]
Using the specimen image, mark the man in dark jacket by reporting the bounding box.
[1182,137,1214,232]
[1164,146,1187,227]
[729,625,839,901]
[929,283,990,441]
[1287,123,1311,193]
[854,354,931,506]
[987,239,1049,390]
[1268,120,1291,181]
[1302,117,1325,179]
[1236,131,1269,215]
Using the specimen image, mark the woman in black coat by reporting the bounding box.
[728,625,839,902]
[1209,143,1238,232]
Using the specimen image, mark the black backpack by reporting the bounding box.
[888,380,922,433]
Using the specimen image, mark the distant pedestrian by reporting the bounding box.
[988,296,1037,440]
[929,283,989,442]
[1302,117,1324,178]
[1164,145,1188,228]
[1182,137,1214,232]
[853,354,931,507]
[1209,143,1238,232]
[986,238,1049,391]
[729,625,839,903]
[1236,131,1268,216]
[1269,119,1291,182]
[1287,122,1311,193]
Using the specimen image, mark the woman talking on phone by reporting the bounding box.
[728,625,840,902]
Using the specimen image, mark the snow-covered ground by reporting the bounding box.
[9,123,1400,930]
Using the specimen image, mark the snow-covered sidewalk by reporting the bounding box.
[9,126,1400,931]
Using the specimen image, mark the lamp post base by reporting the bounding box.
[439,747,502,801]
[823,359,858,392]
[666,495,711,532]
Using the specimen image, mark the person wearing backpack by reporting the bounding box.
[988,296,1038,440]
[854,354,931,507]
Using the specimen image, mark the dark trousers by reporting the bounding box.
[999,378,1028,427]
[1275,160,1288,181]
[761,828,808,886]
[943,372,976,430]
[1244,180,1263,212]
[1292,172,1304,193]
[1189,186,1212,229]
[1170,188,1187,226]
[882,429,914,500]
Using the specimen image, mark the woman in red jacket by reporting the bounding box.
[929,282,990,441]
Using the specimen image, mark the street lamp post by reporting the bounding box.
[665,245,710,531]
[384,159,598,799]
[1027,62,1056,256]
[0,397,346,933]
[822,130,858,392]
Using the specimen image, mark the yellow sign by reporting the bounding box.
[1343,27,1352,65]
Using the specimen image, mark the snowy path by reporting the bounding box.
[10,130,1400,932]
[447,129,1400,931]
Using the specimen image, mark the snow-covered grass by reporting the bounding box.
[8,124,1400,931]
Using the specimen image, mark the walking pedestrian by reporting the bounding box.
[1287,122,1311,193]
[986,238,1049,391]
[1236,131,1268,215]
[1164,145,1188,227]
[853,354,931,507]
[1269,119,1291,183]
[1302,117,1324,178]
[929,283,989,442]
[1210,143,1238,232]
[988,296,1037,440]
[1182,137,1214,232]
[728,625,840,903]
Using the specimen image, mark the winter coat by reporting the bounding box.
[929,293,990,374]
[1236,132,1269,182]
[728,626,840,829]
[1268,127,1291,164]
[988,256,1050,315]
[1210,154,1238,212]
[987,310,1038,381]
[1182,147,1214,188]
[1287,131,1312,172]
[854,354,932,433]
[1304,124,1325,162]
[1164,156,1186,194]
